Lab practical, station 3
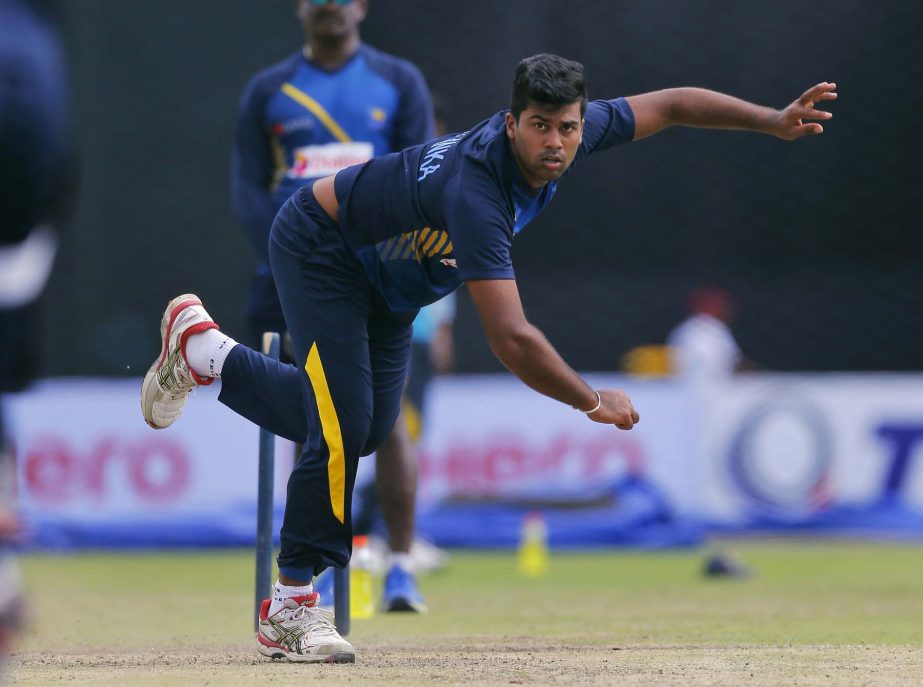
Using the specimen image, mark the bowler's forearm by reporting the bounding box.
[667,87,777,133]
[490,324,597,412]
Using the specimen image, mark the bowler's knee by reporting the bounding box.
[360,409,400,457]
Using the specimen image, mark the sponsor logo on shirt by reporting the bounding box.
[272,118,315,135]
[287,142,374,179]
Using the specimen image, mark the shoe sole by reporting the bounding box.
[258,640,355,663]
[140,294,202,429]
[384,597,428,613]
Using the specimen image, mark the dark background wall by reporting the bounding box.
[44,0,922,376]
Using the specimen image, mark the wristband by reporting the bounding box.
[579,390,602,415]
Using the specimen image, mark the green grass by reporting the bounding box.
[17,539,923,651]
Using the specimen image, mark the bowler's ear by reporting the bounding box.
[505,112,517,140]
[294,0,306,20]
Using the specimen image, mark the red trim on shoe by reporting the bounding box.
[257,633,284,649]
[259,598,272,622]
[179,321,219,386]
[259,592,319,622]
[290,593,320,607]
[159,297,203,366]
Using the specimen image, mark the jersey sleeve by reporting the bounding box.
[442,168,515,282]
[574,97,636,164]
[390,62,436,151]
[230,74,279,263]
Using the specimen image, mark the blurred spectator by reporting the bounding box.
[230,0,435,613]
[668,287,753,578]
[0,0,70,672]
[668,287,745,381]
[231,0,433,348]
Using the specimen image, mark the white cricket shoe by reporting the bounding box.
[141,293,218,429]
[257,594,355,663]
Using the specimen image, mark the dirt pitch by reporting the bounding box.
[9,543,923,685]
[12,644,923,686]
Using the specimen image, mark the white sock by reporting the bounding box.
[268,580,313,616]
[184,328,237,378]
[389,552,413,573]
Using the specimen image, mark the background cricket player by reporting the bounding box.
[231,0,435,612]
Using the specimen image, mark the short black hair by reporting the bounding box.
[510,54,588,120]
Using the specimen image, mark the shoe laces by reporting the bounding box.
[167,382,195,401]
[287,602,340,638]
[159,350,196,396]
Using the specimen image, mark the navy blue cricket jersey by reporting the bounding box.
[231,43,434,326]
[333,98,636,311]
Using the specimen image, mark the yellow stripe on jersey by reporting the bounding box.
[281,83,352,144]
[382,237,402,261]
[377,228,456,262]
[420,229,440,254]
[427,232,449,257]
[400,234,418,260]
[304,342,346,524]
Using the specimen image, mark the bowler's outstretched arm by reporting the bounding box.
[627,82,837,141]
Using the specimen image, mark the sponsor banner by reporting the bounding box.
[6,379,292,546]
[6,375,699,548]
[696,375,923,530]
[417,375,698,513]
[414,375,701,549]
[7,373,923,547]
[287,142,373,179]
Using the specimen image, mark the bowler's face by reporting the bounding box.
[506,101,583,189]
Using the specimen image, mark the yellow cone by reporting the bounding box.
[517,512,549,578]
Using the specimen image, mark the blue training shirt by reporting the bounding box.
[231,43,433,323]
[412,293,456,344]
[333,98,635,311]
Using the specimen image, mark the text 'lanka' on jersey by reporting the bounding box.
[325,98,635,312]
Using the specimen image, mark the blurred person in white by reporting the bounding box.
[0,0,70,673]
[669,287,752,578]
[668,287,744,382]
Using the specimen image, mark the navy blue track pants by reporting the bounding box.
[219,185,416,580]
